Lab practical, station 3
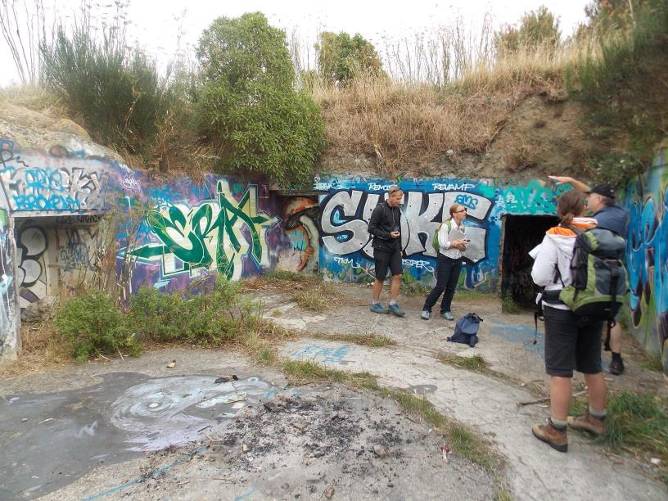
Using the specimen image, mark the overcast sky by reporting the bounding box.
[0,0,590,87]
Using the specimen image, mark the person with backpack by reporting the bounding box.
[530,190,625,453]
[420,204,468,321]
[549,176,630,375]
[368,185,406,317]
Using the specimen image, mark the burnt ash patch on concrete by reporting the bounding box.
[115,385,494,500]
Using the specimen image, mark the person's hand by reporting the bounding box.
[452,239,467,251]
[548,176,573,185]
[390,231,400,239]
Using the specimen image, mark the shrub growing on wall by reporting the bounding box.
[41,23,170,157]
[195,12,325,187]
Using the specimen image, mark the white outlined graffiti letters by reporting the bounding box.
[320,189,491,263]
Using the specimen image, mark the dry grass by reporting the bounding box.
[245,272,340,313]
[0,85,66,116]
[310,332,397,348]
[293,282,339,312]
[0,322,72,378]
[311,41,592,174]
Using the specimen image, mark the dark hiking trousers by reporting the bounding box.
[423,255,462,313]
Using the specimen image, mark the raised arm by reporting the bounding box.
[548,176,591,193]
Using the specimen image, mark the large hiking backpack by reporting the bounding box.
[559,228,627,324]
[431,220,452,254]
[447,313,483,347]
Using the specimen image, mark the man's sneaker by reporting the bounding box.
[532,419,568,453]
[370,303,388,314]
[388,303,406,317]
[441,311,455,321]
[567,412,606,436]
[609,356,624,375]
[420,310,430,320]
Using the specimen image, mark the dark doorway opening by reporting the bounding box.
[501,215,559,309]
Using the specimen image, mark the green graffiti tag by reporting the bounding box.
[129,181,277,280]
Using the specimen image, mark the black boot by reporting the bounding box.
[609,353,624,375]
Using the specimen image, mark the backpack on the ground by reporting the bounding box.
[559,228,627,326]
[431,220,452,254]
[447,313,483,347]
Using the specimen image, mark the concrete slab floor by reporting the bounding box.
[1,358,494,500]
[0,284,665,500]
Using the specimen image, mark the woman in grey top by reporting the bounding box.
[421,204,468,320]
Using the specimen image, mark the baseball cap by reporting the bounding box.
[589,184,616,199]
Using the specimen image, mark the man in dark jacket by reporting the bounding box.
[368,186,406,317]
[548,176,630,375]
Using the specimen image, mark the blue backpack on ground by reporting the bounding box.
[447,313,483,347]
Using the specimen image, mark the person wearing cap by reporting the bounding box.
[548,176,630,375]
[367,186,406,317]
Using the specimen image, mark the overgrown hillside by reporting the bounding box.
[1,0,666,186]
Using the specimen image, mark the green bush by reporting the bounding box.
[317,31,384,84]
[195,12,325,187]
[128,288,186,341]
[567,0,668,184]
[54,279,274,361]
[126,279,260,347]
[41,24,170,156]
[181,282,256,346]
[54,292,140,362]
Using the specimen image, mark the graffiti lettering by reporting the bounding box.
[320,189,490,263]
[16,225,48,307]
[318,178,562,290]
[432,182,476,191]
[58,227,102,272]
[126,180,278,283]
[0,207,16,351]
[624,152,668,373]
[291,344,350,365]
[402,259,435,273]
[0,166,106,212]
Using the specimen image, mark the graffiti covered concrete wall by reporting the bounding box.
[623,147,668,373]
[1,138,295,306]
[0,193,19,358]
[275,197,320,273]
[316,177,565,289]
[1,139,112,214]
[116,175,286,295]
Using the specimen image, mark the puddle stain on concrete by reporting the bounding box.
[290,343,351,365]
[111,376,275,451]
[489,322,545,358]
[0,372,276,500]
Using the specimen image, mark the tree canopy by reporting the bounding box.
[196,12,325,186]
[317,32,384,84]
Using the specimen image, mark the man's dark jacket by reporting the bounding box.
[368,201,402,253]
[593,205,629,237]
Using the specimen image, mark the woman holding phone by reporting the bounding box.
[421,204,468,321]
